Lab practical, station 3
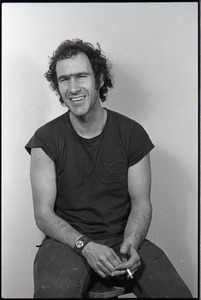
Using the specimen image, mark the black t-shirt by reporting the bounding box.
[25,108,154,239]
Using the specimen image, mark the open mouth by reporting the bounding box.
[69,96,86,102]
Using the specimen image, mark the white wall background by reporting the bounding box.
[2,3,198,298]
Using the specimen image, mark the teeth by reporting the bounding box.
[71,96,84,102]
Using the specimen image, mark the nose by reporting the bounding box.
[68,77,81,94]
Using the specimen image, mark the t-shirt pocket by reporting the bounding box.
[100,156,128,184]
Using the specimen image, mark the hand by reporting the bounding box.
[82,241,127,278]
[111,241,141,278]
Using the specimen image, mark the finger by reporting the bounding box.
[121,254,128,262]
[111,269,127,277]
[111,250,122,264]
[115,258,140,271]
[105,251,122,269]
[115,261,131,270]
[100,264,113,277]
[95,263,110,278]
[118,254,140,267]
[130,260,141,273]
[104,259,117,273]
[97,269,110,279]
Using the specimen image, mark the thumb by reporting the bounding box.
[120,242,129,256]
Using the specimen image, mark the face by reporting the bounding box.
[56,52,102,118]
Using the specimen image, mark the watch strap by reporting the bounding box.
[74,236,92,255]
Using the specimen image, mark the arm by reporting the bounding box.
[30,148,121,278]
[30,148,82,248]
[123,153,152,250]
[113,153,152,276]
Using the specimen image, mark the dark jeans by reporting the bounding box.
[33,236,193,298]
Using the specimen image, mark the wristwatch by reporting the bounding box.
[74,236,92,255]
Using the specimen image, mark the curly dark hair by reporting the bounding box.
[44,39,113,104]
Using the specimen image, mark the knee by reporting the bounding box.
[33,243,90,298]
[34,275,84,298]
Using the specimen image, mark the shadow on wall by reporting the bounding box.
[149,147,196,292]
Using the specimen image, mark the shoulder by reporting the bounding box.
[107,109,143,131]
[107,109,153,149]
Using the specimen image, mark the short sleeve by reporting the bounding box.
[25,125,56,162]
[128,123,154,167]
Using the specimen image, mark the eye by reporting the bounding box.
[58,76,70,83]
[60,78,69,83]
[78,75,87,79]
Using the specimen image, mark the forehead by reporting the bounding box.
[56,52,93,76]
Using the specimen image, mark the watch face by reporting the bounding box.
[76,240,84,248]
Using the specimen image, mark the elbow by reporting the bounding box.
[34,212,45,232]
[34,209,53,233]
[149,201,153,213]
[149,203,153,222]
[146,198,152,219]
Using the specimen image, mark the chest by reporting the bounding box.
[56,129,128,187]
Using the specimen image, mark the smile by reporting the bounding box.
[69,96,86,102]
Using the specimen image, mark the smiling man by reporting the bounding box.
[25,39,192,298]
[56,52,107,138]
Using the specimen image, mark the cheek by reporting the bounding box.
[58,84,67,96]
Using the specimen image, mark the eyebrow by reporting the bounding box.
[57,72,90,82]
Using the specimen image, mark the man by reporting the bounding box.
[25,39,192,298]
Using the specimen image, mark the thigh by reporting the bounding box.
[131,239,192,298]
[33,237,93,298]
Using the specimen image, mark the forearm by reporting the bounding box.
[123,199,152,250]
[35,210,82,249]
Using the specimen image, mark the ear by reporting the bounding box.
[99,74,104,88]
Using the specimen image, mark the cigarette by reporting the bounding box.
[126,268,133,279]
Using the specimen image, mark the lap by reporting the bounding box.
[97,238,192,298]
[33,237,192,298]
[128,239,192,298]
[33,237,93,298]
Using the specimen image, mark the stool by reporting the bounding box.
[86,278,129,299]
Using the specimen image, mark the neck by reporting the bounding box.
[70,108,107,139]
